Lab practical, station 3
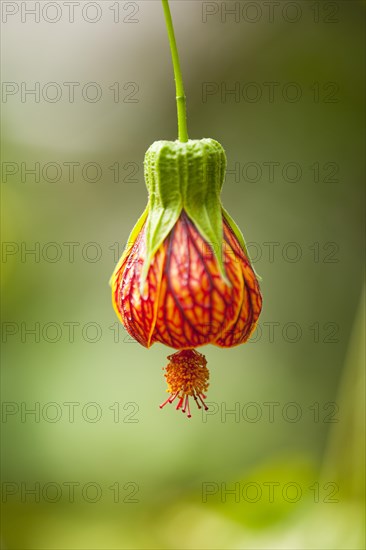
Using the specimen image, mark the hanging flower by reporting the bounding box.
[111,139,262,417]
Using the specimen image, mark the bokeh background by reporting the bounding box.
[1,1,365,548]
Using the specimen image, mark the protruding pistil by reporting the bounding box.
[160,349,209,418]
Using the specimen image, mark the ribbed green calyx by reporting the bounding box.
[142,138,229,283]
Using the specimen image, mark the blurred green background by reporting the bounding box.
[1,1,365,548]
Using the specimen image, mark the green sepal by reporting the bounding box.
[141,141,183,283]
[109,204,149,287]
[222,207,262,281]
[141,139,230,286]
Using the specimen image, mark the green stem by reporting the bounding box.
[161,0,189,142]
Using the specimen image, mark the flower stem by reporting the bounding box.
[161,0,189,143]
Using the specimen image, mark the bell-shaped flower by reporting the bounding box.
[111,139,262,417]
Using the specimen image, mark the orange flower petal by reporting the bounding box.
[113,211,262,349]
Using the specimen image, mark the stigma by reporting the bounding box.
[160,349,209,418]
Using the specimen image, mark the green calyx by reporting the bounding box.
[142,138,228,283]
[139,137,255,287]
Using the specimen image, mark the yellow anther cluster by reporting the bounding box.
[164,349,209,397]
